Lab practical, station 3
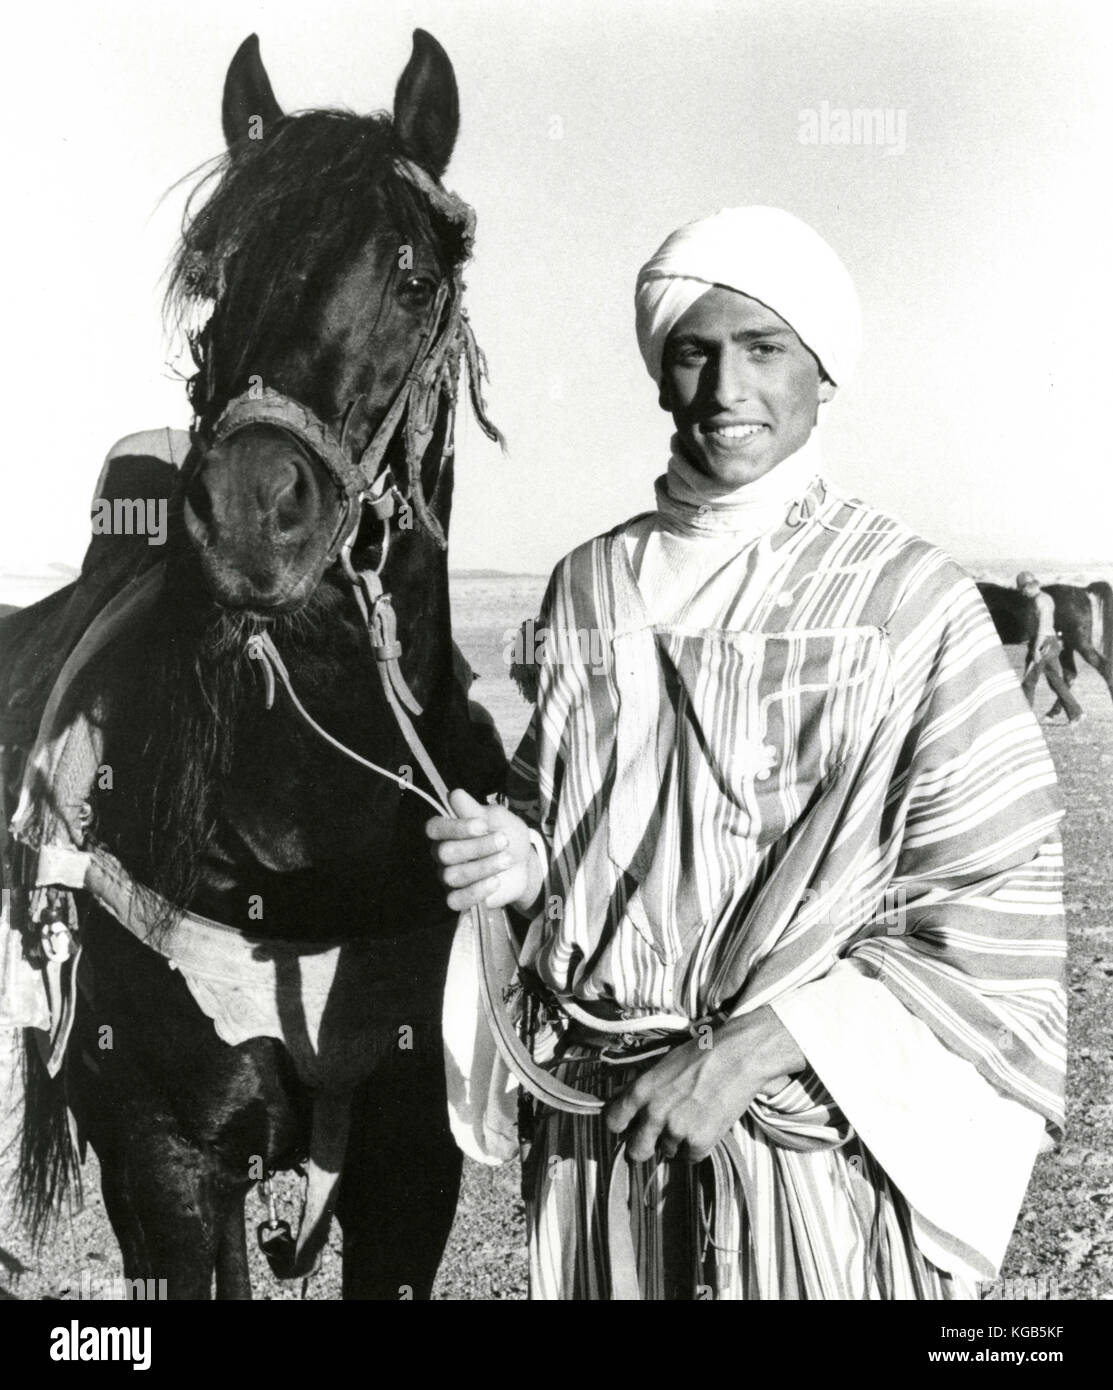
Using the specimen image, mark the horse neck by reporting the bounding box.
[205,544,454,937]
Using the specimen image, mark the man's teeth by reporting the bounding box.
[705,424,765,439]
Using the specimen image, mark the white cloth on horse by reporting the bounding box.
[85,844,440,1090]
[634,205,862,386]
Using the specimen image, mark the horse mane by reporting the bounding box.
[164,109,470,421]
[87,568,369,935]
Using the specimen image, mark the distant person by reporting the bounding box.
[426,206,1067,1301]
[1015,570,1084,725]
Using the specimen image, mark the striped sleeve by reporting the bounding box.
[845,558,1067,1135]
[505,564,563,842]
[507,706,544,829]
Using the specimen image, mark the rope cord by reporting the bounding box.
[246,633,445,816]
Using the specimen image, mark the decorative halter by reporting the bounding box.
[197,157,502,557]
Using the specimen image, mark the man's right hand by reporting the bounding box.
[425,788,542,914]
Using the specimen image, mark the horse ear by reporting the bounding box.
[393,29,459,180]
[222,34,283,148]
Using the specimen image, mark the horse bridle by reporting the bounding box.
[187,157,498,729]
[198,159,499,559]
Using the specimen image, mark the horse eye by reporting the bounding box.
[398,275,437,308]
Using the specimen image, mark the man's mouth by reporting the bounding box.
[699,422,769,441]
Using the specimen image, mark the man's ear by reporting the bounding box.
[818,377,837,404]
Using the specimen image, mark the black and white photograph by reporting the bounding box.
[0,0,1109,1340]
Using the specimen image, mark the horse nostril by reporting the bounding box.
[272,468,309,532]
[184,434,326,557]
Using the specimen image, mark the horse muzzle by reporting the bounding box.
[182,426,349,612]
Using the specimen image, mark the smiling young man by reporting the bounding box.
[426,207,1067,1300]
[661,286,834,485]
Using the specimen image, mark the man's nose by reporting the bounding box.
[709,344,754,405]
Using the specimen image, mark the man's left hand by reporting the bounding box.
[603,1006,805,1163]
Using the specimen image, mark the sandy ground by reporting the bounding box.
[1,655,1110,1302]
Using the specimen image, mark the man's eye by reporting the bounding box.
[750,342,783,358]
[398,275,438,308]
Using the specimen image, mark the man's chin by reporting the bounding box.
[685,447,782,488]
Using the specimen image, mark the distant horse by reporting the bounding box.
[4,31,504,1299]
[977,580,1113,712]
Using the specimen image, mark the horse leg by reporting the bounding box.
[214,1193,251,1299]
[75,1007,220,1298]
[337,1031,462,1300]
[87,1129,219,1298]
[1073,642,1113,705]
[92,1133,149,1286]
[77,906,305,1299]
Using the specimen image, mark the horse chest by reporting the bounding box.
[218,733,403,870]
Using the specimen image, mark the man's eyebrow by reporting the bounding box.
[733,326,793,341]
[668,326,794,348]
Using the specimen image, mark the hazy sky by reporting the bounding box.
[2,0,1109,576]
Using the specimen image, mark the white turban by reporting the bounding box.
[635,206,862,387]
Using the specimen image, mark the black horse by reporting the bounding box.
[4,31,504,1299]
[977,580,1113,712]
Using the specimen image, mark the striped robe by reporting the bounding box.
[507,482,1066,1300]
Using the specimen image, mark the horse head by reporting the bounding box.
[172,30,481,614]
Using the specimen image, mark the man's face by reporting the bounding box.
[1022,582,1041,599]
[659,287,834,487]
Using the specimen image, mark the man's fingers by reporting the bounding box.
[442,854,511,889]
[433,831,508,866]
[604,1090,641,1136]
[448,787,488,821]
[425,814,490,842]
[446,876,503,912]
[625,1115,665,1164]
